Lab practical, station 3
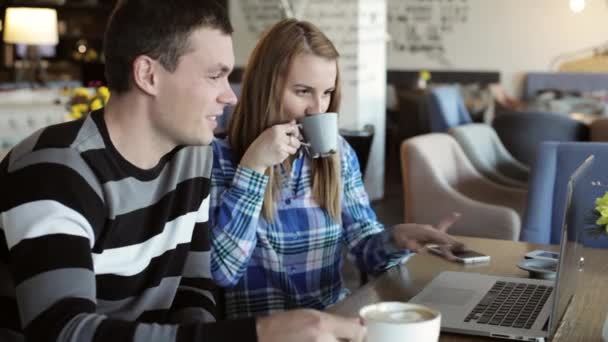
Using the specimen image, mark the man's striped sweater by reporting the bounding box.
[0,110,256,342]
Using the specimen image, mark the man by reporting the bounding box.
[0,0,364,341]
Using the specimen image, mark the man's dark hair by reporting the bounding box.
[103,0,232,94]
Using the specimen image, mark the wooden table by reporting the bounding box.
[327,236,608,341]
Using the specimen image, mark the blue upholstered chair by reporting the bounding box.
[492,110,589,166]
[427,86,473,133]
[521,141,608,248]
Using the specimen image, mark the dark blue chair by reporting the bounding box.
[492,111,589,166]
[521,141,608,248]
[340,124,374,177]
[427,86,472,132]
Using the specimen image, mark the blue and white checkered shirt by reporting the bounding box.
[210,137,410,318]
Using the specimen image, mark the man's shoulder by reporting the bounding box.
[178,145,213,163]
[1,117,103,189]
[174,144,214,179]
[8,116,97,159]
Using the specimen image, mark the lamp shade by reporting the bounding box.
[3,7,59,45]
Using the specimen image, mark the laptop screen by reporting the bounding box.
[549,155,594,336]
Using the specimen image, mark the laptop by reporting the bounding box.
[409,155,594,341]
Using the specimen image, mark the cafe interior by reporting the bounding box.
[2,0,608,340]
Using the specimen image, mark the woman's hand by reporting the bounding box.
[240,121,302,174]
[391,212,465,260]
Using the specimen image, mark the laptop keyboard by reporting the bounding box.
[464,281,553,329]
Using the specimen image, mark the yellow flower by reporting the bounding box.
[66,86,111,120]
[97,86,110,103]
[594,191,608,232]
[596,192,608,207]
[84,49,99,62]
[69,106,84,120]
[73,103,89,113]
[72,87,91,99]
[90,98,103,111]
[419,70,431,81]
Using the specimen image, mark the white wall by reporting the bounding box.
[230,0,387,199]
[386,0,608,96]
[233,0,608,99]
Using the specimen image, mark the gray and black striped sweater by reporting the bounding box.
[0,110,256,342]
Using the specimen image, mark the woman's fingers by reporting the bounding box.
[436,212,461,233]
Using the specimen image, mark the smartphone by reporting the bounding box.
[428,245,491,264]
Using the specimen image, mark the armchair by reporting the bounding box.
[521,141,608,248]
[427,86,472,132]
[449,123,529,189]
[401,133,527,240]
[492,110,589,166]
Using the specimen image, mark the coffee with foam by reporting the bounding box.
[360,302,441,342]
[363,307,435,323]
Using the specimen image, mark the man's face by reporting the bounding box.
[153,27,236,146]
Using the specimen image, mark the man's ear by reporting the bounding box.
[132,55,158,95]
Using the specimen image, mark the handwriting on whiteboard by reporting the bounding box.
[387,0,469,66]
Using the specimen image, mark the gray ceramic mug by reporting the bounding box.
[298,112,338,158]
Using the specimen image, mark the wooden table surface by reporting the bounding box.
[327,236,608,341]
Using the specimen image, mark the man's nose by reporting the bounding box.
[220,83,238,106]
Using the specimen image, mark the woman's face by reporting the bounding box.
[281,53,337,121]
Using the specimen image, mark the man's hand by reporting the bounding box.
[391,212,465,260]
[256,309,365,342]
[240,121,301,174]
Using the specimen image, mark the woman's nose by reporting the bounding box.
[305,97,324,115]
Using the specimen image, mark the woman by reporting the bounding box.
[210,18,462,319]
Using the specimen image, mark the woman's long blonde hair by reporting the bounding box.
[228,19,342,221]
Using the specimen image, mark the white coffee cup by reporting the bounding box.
[360,302,441,342]
[298,112,338,158]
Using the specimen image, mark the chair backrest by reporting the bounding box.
[427,86,472,132]
[523,72,608,101]
[449,123,528,187]
[401,133,479,193]
[401,133,467,223]
[340,125,374,177]
[450,123,502,168]
[492,110,589,166]
[522,141,608,248]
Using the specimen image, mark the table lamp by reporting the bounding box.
[3,7,59,86]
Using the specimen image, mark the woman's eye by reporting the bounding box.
[296,89,309,95]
